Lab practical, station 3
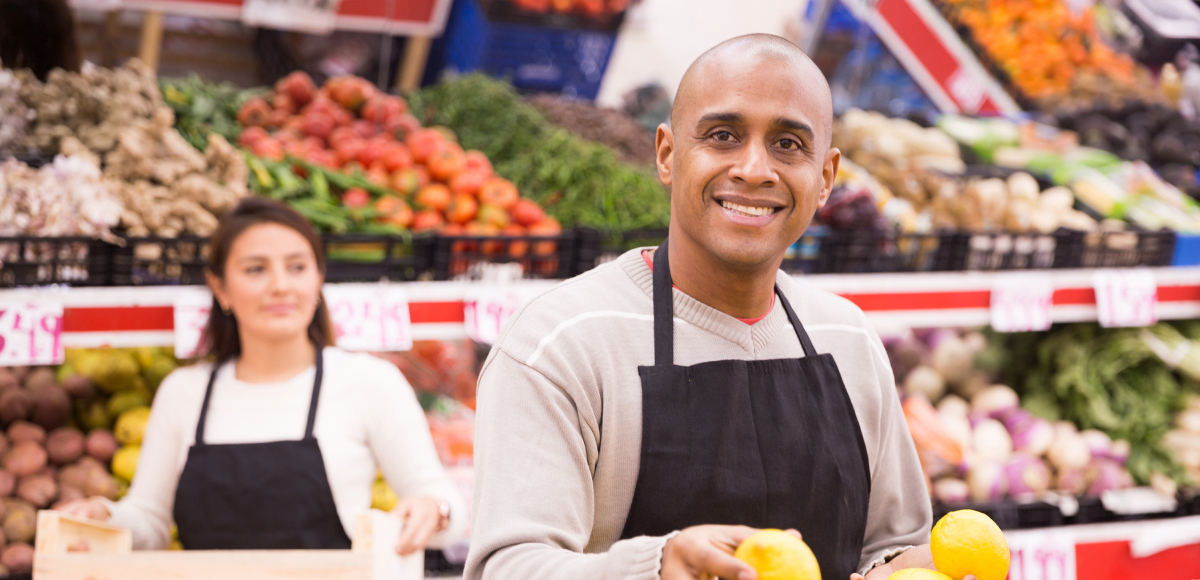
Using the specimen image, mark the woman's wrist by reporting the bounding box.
[429,496,450,532]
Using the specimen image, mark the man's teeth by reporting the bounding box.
[721,201,775,217]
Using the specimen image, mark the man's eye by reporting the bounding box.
[778,138,801,150]
[712,131,734,142]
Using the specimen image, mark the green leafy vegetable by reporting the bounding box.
[161,75,266,151]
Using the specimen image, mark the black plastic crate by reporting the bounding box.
[110,237,209,286]
[784,229,966,274]
[957,231,1061,271]
[933,500,1021,530]
[1054,229,1177,268]
[322,234,433,283]
[1016,501,1065,528]
[1067,497,1117,525]
[430,229,585,280]
[0,237,111,287]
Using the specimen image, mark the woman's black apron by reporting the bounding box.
[173,348,352,550]
[620,240,872,580]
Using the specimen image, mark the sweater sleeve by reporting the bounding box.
[106,369,193,550]
[366,359,468,548]
[857,326,933,574]
[465,349,669,580]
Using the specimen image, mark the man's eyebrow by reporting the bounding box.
[774,117,815,141]
[696,112,745,126]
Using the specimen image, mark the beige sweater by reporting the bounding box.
[467,249,931,580]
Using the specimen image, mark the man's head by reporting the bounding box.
[657,34,838,271]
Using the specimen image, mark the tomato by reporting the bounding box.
[341,188,371,209]
[440,223,465,236]
[301,136,325,151]
[275,71,316,106]
[356,137,390,168]
[374,196,413,228]
[237,126,270,147]
[391,167,428,196]
[449,171,487,197]
[465,221,500,236]
[331,107,354,128]
[427,144,466,182]
[351,120,378,139]
[500,224,529,258]
[328,126,358,148]
[273,93,297,115]
[415,183,452,211]
[405,129,446,164]
[310,148,341,169]
[334,138,366,166]
[476,204,510,229]
[478,177,519,210]
[463,150,493,176]
[282,115,306,135]
[446,194,478,224]
[303,93,339,116]
[366,166,390,187]
[361,95,407,124]
[302,110,335,140]
[528,217,562,256]
[329,76,375,111]
[511,198,547,226]
[267,108,291,129]
[381,144,414,172]
[384,114,422,142]
[250,137,285,161]
[237,97,273,127]
[411,210,444,232]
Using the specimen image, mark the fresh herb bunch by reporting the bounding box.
[161,75,265,151]
[989,324,1196,485]
[406,74,670,233]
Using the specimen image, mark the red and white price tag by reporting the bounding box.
[1006,528,1077,580]
[0,302,65,366]
[242,0,341,34]
[991,274,1054,333]
[1093,270,1158,328]
[464,291,524,346]
[325,286,412,352]
[174,291,213,359]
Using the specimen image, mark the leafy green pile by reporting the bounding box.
[405,74,670,233]
[161,75,265,151]
[986,324,1197,485]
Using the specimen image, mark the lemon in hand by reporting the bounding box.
[735,529,821,580]
[887,570,953,580]
[930,510,1010,580]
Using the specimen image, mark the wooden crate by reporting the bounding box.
[33,511,423,580]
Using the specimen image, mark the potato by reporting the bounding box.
[22,368,56,392]
[0,369,17,392]
[85,429,118,462]
[30,385,71,430]
[0,470,14,497]
[4,440,47,478]
[0,390,31,425]
[56,484,85,505]
[83,466,118,500]
[0,542,33,574]
[1,500,35,544]
[47,427,85,465]
[16,474,58,508]
[7,421,45,445]
[61,374,96,400]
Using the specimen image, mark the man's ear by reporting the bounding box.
[656,123,674,187]
[818,147,840,208]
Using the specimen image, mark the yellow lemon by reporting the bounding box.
[734,529,821,580]
[887,569,954,580]
[114,406,151,445]
[111,444,141,482]
[931,510,1010,580]
[371,479,398,512]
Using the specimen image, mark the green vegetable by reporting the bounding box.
[405,74,670,234]
[160,75,267,151]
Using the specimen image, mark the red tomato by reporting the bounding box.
[328,126,358,149]
[411,210,444,232]
[449,171,487,197]
[465,221,500,236]
[329,76,376,111]
[416,184,452,212]
[273,93,297,114]
[384,114,422,142]
[446,194,478,224]
[237,126,270,147]
[511,198,546,226]
[267,108,291,129]
[374,197,413,228]
[366,166,390,187]
[351,120,378,139]
[476,204,511,229]
[334,138,366,166]
[275,71,316,106]
[250,137,285,161]
[528,217,562,256]
[356,138,390,168]
[427,143,465,182]
[500,224,529,258]
[302,110,335,140]
[341,188,371,209]
[463,150,493,176]
[237,97,273,127]
[405,129,446,164]
[361,95,407,124]
[478,177,519,210]
[331,108,354,128]
[381,145,414,172]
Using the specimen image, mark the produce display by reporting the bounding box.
[406,74,671,233]
[505,0,632,18]
[526,94,657,165]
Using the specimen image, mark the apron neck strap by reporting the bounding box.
[195,346,325,445]
[650,239,820,362]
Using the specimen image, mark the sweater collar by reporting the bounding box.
[617,248,794,356]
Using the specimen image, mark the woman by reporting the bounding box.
[61,198,465,553]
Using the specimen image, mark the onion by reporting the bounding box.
[933,478,970,504]
[1004,454,1051,500]
[973,418,1014,463]
[1055,467,1089,496]
[961,331,988,354]
[1053,421,1078,440]
[932,333,974,386]
[1086,459,1133,497]
[942,413,973,449]
[997,408,1055,457]
[1080,430,1113,458]
[968,461,1008,503]
[952,372,990,400]
[1106,440,1131,465]
[904,366,946,401]
[1047,432,1091,471]
[937,395,970,418]
[971,385,1019,416]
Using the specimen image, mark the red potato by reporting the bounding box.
[22,368,55,391]
[30,385,70,430]
[4,441,47,478]
[0,369,17,391]
[54,483,85,506]
[46,427,84,465]
[7,422,44,445]
[0,469,14,497]
[61,374,96,400]
[85,429,118,462]
[0,389,31,424]
[2,500,35,544]
[1,542,32,574]
[16,474,57,508]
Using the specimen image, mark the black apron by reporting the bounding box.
[620,240,872,580]
[173,348,352,550]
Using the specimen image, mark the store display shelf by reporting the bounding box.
[1003,515,1200,580]
[0,268,1196,348]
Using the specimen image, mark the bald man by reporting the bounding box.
[467,35,935,580]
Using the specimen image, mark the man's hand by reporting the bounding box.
[392,496,447,556]
[850,544,976,580]
[661,525,802,580]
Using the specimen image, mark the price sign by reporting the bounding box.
[242,0,341,34]
[464,291,524,345]
[991,274,1054,332]
[0,302,65,366]
[1006,529,1076,580]
[1093,270,1158,328]
[174,291,213,359]
[324,286,412,352]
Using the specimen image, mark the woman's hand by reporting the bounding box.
[851,544,977,580]
[661,525,802,580]
[391,495,447,556]
[55,497,111,522]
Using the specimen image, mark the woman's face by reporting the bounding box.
[209,223,323,345]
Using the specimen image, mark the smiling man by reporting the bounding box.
[466,35,936,580]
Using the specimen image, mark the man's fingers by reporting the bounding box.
[850,575,865,580]
[784,529,802,540]
[719,525,761,546]
[396,510,440,555]
[692,541,757,580]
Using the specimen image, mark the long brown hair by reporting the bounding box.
[202,197,334,363]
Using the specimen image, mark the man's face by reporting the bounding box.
[657,53,839,270]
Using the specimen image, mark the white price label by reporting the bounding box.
[68,0,122,10]
[174,291,213,360]
[325,286,412,352]
[242,0,341,34]
[1006,529,1076,580]
[991,274,1054,332]
[464,291,523,345]
[0,302,64,366]
[1093,270,1157,328]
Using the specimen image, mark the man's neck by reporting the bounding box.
[665,230,780,320]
